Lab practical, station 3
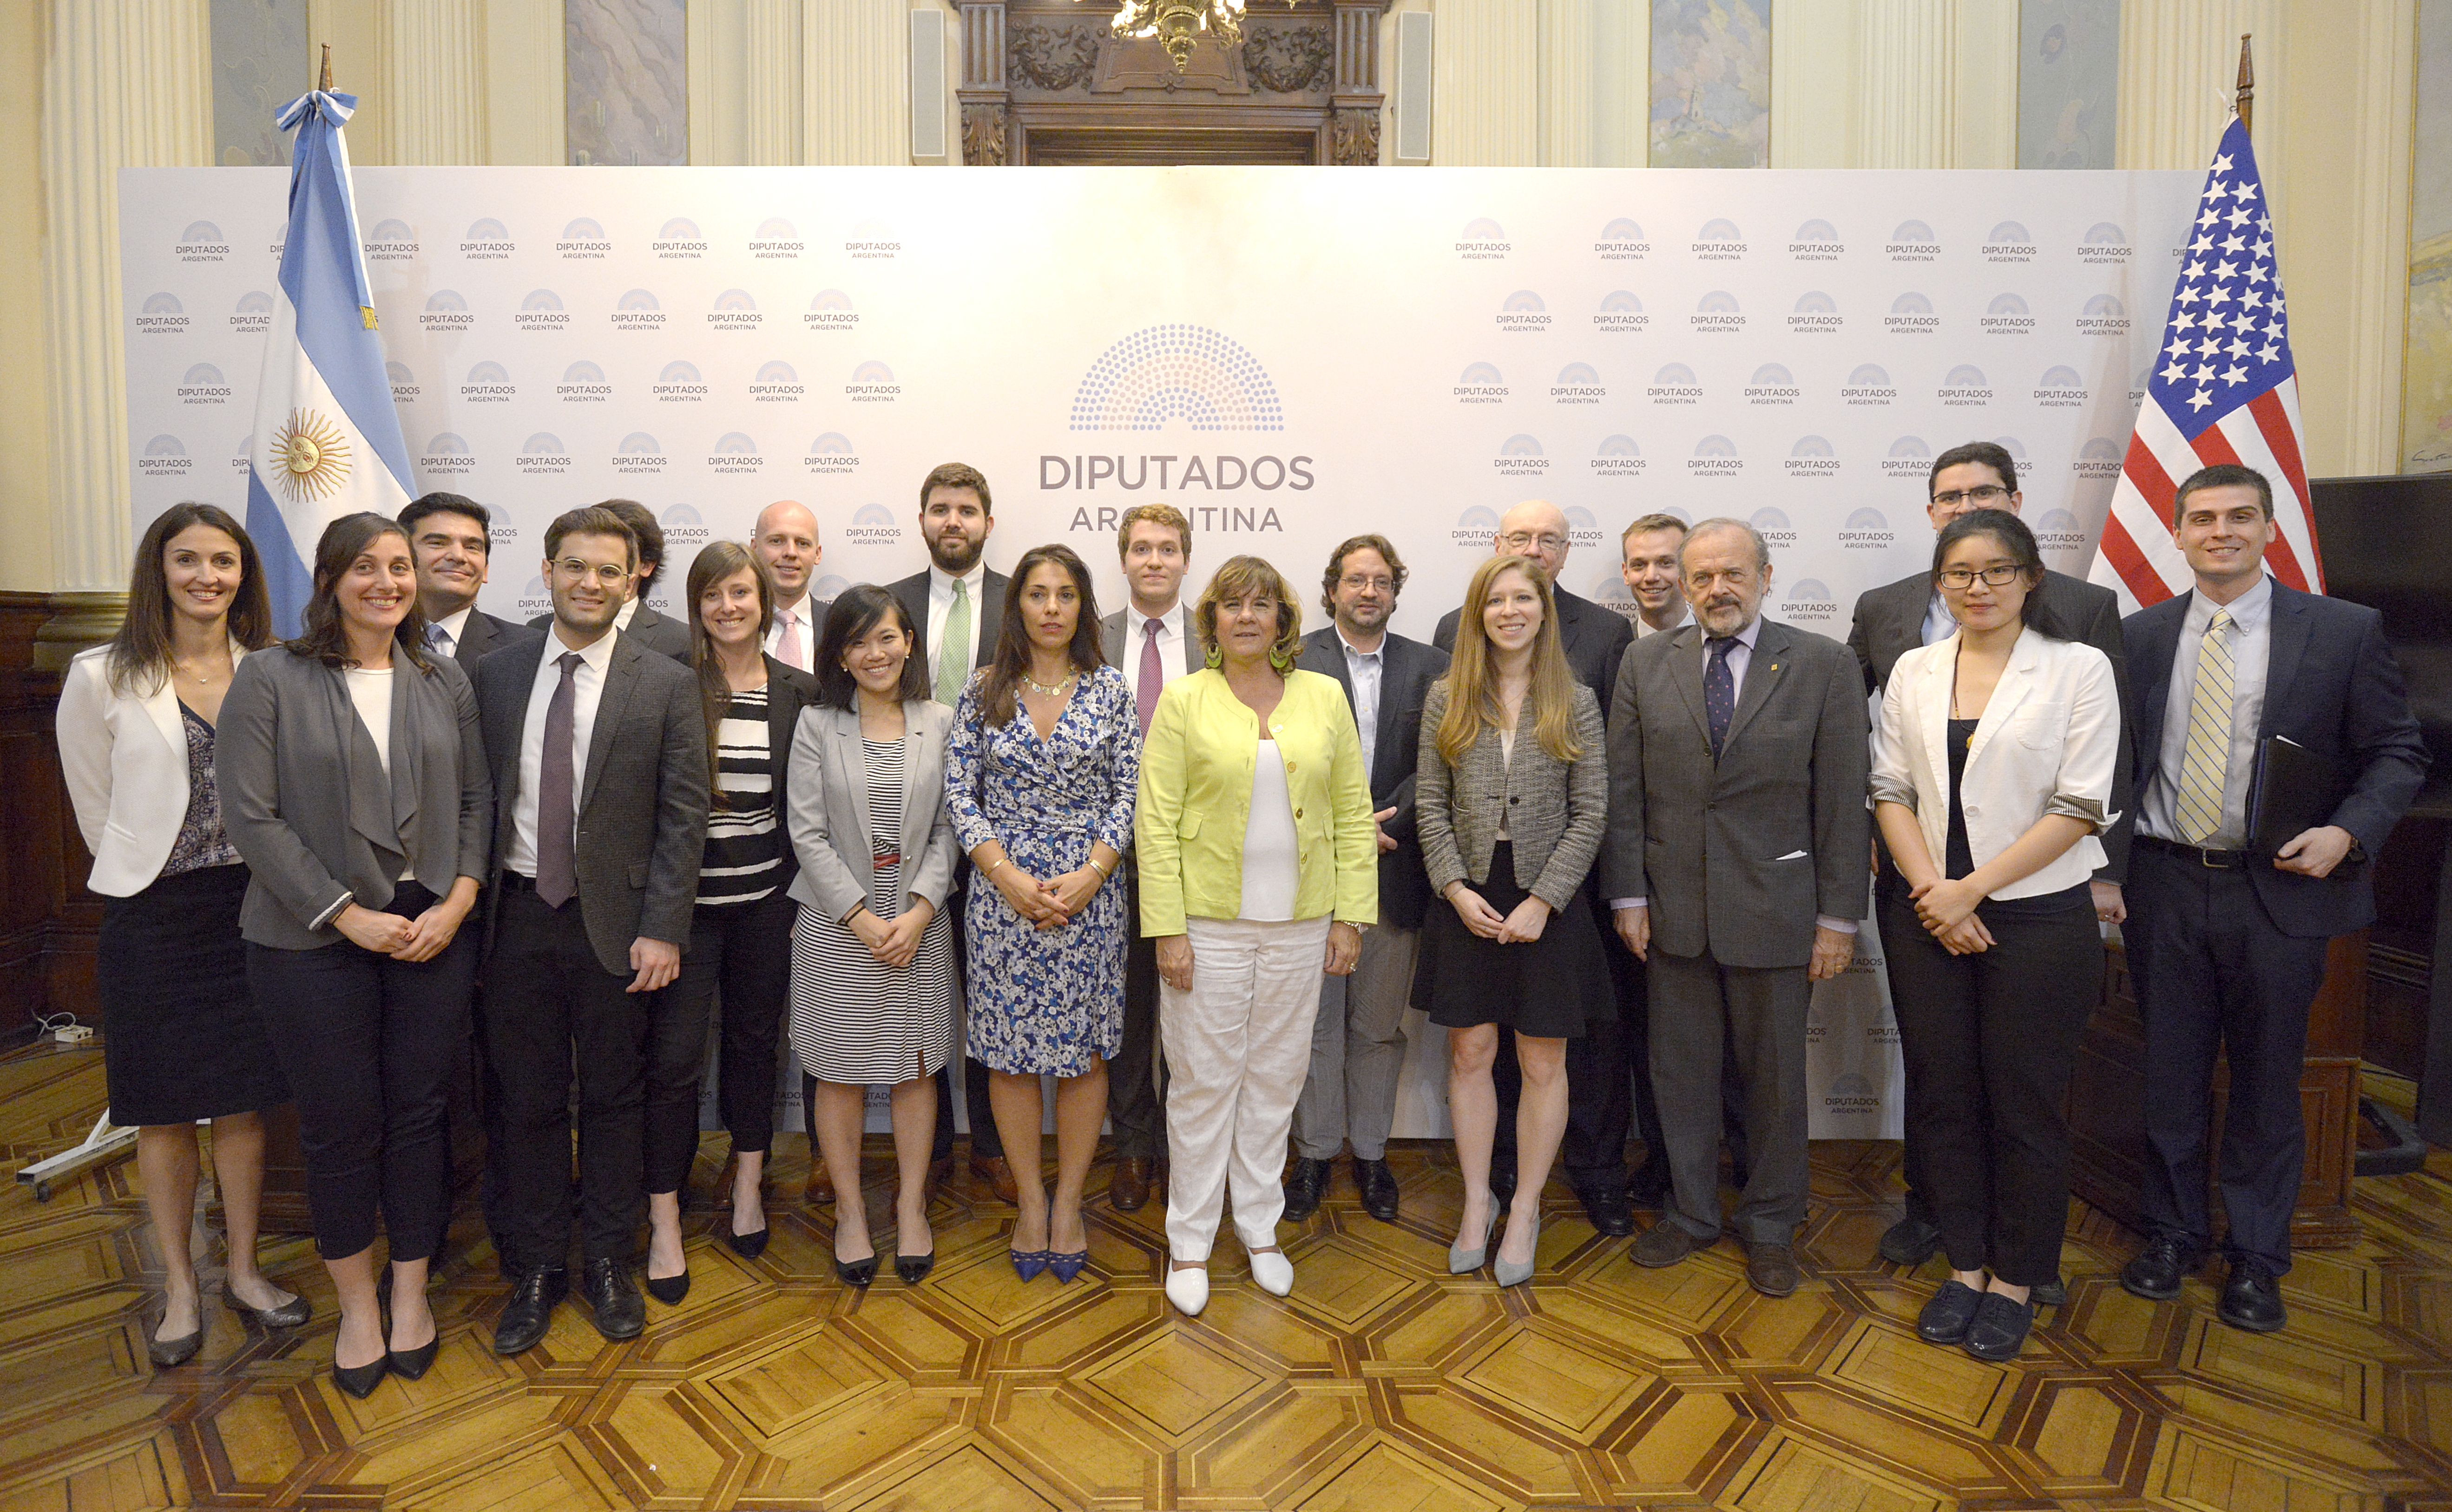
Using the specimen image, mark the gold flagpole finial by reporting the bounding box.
[2235,34,2254,138]
[319,43,333,93]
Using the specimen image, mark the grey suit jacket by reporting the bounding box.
[217,643,493,950]
[889,566,1009,690]
[1601,617,1871,969]
[785,699,960,923]
[475,627,710,974]
[1098,605,1205,679]
[1849,564,2136,879]
[1434,582,1635,715]
[1299,625,1449,929]
[451,608,518,676]
[1415,679,1608,912]
[527,600,691,662]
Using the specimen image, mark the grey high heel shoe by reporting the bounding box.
[1448,1205,1499,1274]
[1493,1211,1542,1287]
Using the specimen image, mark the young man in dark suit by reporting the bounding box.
[883,462,1014,1204]
[1607,518,1871,1298]
[1434,500,1641,1233]
[2117,463,2426,1333]
[476,505,710,1355]
[402,491,517,672]
[1097,502,1201,1213]
[1287,534,1447,1222]
[1847,440,2132,1295]
[526,498,692,661]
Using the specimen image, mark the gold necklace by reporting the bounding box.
[1019,668,1077,698]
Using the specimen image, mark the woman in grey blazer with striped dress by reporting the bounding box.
[787,585,960,1287]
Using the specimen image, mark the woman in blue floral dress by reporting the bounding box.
[946,543,1140,1282]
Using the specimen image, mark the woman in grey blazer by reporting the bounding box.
[217,513,492,1398]
[786,585,960,1287]
[1415,555,1612,1287]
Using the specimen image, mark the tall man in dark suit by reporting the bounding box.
[886,462,1015,1203]
[477,506,710,1355]
[1287,534,1447,1222]
[2117,464,2426,1333]
[1609,518,1870,1298]
[1847,440,2132,1287]
[1434,499,1641,1231]
[1098,502,1201,1212]
[402,491,516,672]
[526,498,692,661]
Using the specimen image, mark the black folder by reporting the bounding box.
[2246,734,2348,865]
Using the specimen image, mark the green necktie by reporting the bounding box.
[935,578,971,706]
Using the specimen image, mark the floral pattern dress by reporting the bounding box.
[945,665,1141,1076]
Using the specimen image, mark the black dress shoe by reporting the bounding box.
[2217,1263,2287,1332]
[147,1325,203,1368]
[895,1250,936,1285]
[2119,1233,2202,1302]
[1962,1290,2035,1361]
[332,1352,388,1399]
[1627,1161,1670,1208]
[1916,1279,1984,1343]
[581,1258,645,1341]
[1878,1214,1943,1266]
[1354,1156,1400,1222]
[2031,1276,2068,1309]
[387,1335,440,1381]
[493,1268,568,1356]
[836,1250,879,1288]
[1575,1179,1637,1237]
[1282,1157,1331,1222]
[644,1270,690,1305]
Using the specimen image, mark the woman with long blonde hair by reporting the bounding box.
[1414,554,1612,1287]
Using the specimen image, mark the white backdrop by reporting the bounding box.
[119,165,2197,1139]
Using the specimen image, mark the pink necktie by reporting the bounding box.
[776,609,802,670]
[1137,618,1164,735]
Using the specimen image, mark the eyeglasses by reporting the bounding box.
[1338,574,1394,594]
[1500,532,1569,554]
[1937,564,2028,590]
[553,558,632,585]
[1931,484,2010,508]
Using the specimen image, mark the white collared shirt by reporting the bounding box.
[926,562,989,689]
[1120,601,1192,707]
[1921,587,1958,648]
[1635,607,1689,640]
[1335,623,1386,778]
[2140,574,2274,848]
[764,593,815,673]
[427,605,474,657]
[615,596,641,632]
[506,625,619,877]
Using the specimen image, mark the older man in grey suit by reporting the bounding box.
[1607,518,1869,1298]
[476,505,709,1356]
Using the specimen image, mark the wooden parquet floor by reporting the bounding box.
[5,1041,2452,1510]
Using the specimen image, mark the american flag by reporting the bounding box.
[2089,114,2322,611]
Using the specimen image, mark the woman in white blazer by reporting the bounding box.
[54,503,305,1368]
[786,585,959,1288]
[1868,509,2118,1365]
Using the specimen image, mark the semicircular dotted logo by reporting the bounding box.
[1070,325,1284,433]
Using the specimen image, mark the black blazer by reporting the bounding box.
[1850,565,2137,880]
[1435,581,1634,716]
[527,601,691,662]
[474,626,711,974]
[2124,580,2428,939]
[888,567,1010,692]
[735,655,819,892]
[1297,625,1448,929]
[450,607,519,676]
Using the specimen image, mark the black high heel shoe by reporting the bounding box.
[724,1224,770,1260]
[644,1270,691,1305]
[387,1335,440,1381]
[332,1352,388,1398]
[835,1250,879,1287]
[895,1250,936,1285]
[147,1322,203,1368]
[224,1287,312,1331]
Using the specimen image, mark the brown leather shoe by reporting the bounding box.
[1111,1156,1152,1212]
[1746,1241,1801,1298]
[971,1153,1020,1205]
[1630,1220,1709,1269]
[805,1154,836,1206]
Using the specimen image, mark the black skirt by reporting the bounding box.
[1412,841,1615,1039]
[96,864,288,1125]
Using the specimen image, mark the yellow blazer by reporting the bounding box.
[1136,667,1378,935]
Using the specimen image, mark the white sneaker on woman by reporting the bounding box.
[1165,1265,1210,1316]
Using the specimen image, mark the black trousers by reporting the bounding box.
[645,890,796,1195]
[1882,886,2100,1288]
[2126,844,2332,1275]
[924,882,1001,1162]
[1108,923,1173,1162]
[1874,867,1938,1232]
[485,884,650,1270]
[249,881,477,1262]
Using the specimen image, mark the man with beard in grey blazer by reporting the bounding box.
[1606,517,1869,1299]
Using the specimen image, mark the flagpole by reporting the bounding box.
[319,42,332,92]
[2235,34,2254,137]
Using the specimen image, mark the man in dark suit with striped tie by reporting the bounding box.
[402,491,517,672]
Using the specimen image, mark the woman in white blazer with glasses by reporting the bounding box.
[55,503,306,1369]
[1868,508,2118,1366]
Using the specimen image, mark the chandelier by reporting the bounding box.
[1102,0,1295,73]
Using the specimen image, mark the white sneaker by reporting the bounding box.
[1248,1248,1294,1297]
[1165,1265,1209,1316]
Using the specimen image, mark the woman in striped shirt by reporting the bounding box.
[641,542,818,1305]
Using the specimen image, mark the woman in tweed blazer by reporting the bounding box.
[1415,554,1612,1287]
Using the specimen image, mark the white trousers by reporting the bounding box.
[1161,914,1332,1263]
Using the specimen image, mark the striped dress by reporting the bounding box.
[789,734,957,1083]
[698,686,785,906]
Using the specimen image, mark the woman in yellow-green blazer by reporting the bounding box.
[1135,555,1377,1317]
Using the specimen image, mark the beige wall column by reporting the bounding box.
[379,0,489,163]
[1432,0,1537,165]
[483,0,564,164]
[1854,0,1954,168]
[805,0,908,165]
[1538,0,1597,167]
[1949,0,2017,170]
[2116,0,2288,175]
[744,0,803,164]
[1770,0,1859,168]
[40,0,213,594]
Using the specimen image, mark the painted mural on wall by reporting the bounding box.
[2017,0,2120,171]
[2406,0,2452,473]
[210,0,307,167]
[568,0,689,168]
[1648,0,1771,170]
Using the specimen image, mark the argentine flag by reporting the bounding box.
[245,89,414,635]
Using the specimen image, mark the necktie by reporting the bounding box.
[2174,609,2235,843]
[1137,617,1164,735]
[1704,636,1737,758]
[934,578,971,706]
[536,651,582,908]
[775,609,802,671]
[424,621,451,655]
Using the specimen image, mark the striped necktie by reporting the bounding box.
[2173,609,2234,844]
